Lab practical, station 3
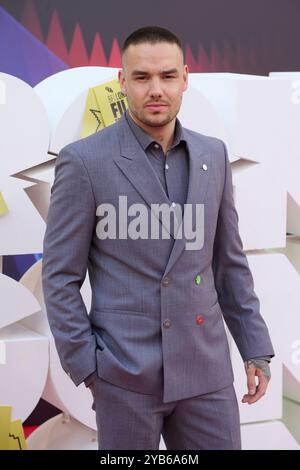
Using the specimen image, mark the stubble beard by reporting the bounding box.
[131,105,180,129]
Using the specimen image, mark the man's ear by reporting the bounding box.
[118,69,126,94]
[183,64,189,92]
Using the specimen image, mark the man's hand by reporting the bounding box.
[88,377,97,397]
[88,377,98,412]
[242,359,271,405]
[84,370,98,397]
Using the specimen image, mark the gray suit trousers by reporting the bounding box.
[91,377,242,450]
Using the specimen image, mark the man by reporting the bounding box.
[42,26,275,450]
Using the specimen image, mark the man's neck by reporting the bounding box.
[128,110,175,155]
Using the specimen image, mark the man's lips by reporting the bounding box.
[145,103,168,111]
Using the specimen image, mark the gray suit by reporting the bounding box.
[42,112,274,449]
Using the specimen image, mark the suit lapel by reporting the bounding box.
[113,115,211,272]
[114,115,175,238]
[163,134,211,276]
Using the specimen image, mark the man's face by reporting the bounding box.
[119,42,188,129]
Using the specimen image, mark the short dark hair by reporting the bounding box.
[121,26,183,58]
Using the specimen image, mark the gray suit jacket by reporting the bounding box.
[42,113,275,403]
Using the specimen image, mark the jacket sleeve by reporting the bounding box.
[212,141,275,361]
[42,145,97,386]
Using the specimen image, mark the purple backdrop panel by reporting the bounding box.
[0,6,67,86]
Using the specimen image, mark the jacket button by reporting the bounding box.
[196,315,204,325]
[195,274,201,285]
[162,277,170,287]
[163,319,172,328]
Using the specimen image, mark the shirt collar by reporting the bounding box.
[125,108,186,151]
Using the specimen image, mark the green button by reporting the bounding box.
[195,274,201,285]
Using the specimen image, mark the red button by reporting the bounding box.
[196,315,204,325]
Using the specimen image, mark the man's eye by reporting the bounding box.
[136,76,147,80]
[164,75,175,79]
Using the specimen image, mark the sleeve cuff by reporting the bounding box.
[246,355,272,363]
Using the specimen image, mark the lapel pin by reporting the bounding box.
[202,163,208,171]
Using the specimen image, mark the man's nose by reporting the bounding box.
[149,78,163,97]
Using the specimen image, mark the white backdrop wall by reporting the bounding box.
[1,68,300,450]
